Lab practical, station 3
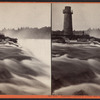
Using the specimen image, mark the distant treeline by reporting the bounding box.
[0,27,51,39]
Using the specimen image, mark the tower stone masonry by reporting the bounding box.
[63,6,73,35]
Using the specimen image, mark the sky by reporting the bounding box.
[0,3,50,30]
[52,3,100,31]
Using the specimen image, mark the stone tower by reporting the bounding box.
[63,6,73,35]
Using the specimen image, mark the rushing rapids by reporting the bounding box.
[52,43,100,95]
[0,39,51,95]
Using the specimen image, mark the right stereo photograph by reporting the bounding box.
[52,3,100,95]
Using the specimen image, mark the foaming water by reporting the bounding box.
[0,41,51,95]
[52,43,100,95]
[53,83,100,95]
[18,39,51,66]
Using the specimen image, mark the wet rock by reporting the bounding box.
[73,90,88,95]
[0,90,6,95]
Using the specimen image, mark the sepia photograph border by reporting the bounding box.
[0,1,99,99]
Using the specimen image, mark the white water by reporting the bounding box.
[18,39,51,66]
[52,43,100,95]
[18,39,51,88]
[0,39,51,95]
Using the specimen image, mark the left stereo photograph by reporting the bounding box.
[0,3,51,95]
